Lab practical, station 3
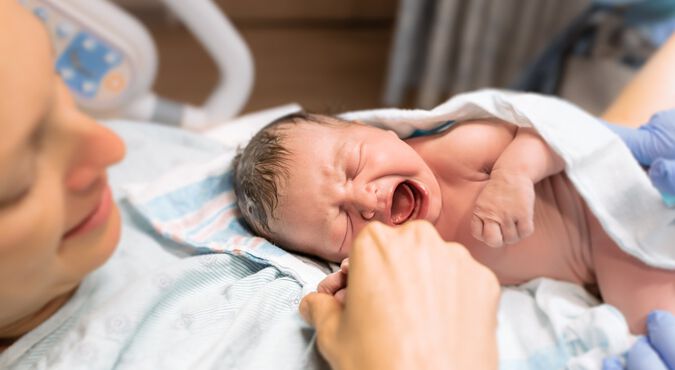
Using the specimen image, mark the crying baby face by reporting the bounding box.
[267,122,442,262]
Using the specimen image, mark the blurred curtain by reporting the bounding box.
[383,0,590,108]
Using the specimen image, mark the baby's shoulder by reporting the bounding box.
[445,118,516,139]
[408,119,517,178]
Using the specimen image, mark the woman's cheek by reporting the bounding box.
[0,170,66,285]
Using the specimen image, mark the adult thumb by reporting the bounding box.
[649,158,675,197]
[300,292,342,333]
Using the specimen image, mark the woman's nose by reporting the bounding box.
[65,117,126,192]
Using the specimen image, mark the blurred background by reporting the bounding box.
[59,0,675,118]
[114,0,397,114]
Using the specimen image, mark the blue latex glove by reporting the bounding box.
[605,109,675,202]
[603,310,675,370]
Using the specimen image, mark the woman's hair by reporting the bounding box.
[232,112,346,238]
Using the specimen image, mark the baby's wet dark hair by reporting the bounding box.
[232,112,347,239]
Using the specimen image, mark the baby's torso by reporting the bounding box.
[407,119,619,286]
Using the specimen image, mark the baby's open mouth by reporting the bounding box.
[391,181,421,224]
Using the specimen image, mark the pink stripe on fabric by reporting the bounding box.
[191,208,238,241]
[160,191,235,233]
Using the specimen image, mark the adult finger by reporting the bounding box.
[647,310,675,367]
[625,337,669,370]
[631,110,675,165]
[300,293,341,332]
[602,356,623,370]
[299,293,343,367]
[649,158,675,196]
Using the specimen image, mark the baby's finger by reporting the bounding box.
[334,288,347,305]
[340,258,350,273]
[470,214,484,241]
[482,220,504,248]
[516,217,534,239]
[318,271,347,296]
[501,218,519,245]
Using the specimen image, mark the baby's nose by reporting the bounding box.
[352,184,379,220]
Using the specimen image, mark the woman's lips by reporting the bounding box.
[62,185,113,240]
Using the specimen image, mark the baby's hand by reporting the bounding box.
[317,259,350,304]
[471,170,535,248]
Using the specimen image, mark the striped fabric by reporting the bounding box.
[125,153,331,293]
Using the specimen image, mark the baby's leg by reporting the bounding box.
[592,239,675,334]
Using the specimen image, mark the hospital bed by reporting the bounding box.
[20,0,255,130]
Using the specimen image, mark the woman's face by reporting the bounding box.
[0,2,125,334]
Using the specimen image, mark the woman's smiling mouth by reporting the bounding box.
[62,185,113,240]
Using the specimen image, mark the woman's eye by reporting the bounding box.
[0,160,36,208]
[0,186,31,208]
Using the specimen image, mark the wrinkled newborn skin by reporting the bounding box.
[270,119,675,334]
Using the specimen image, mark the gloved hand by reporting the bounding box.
[603,310,675,370]
[605,109,675,199]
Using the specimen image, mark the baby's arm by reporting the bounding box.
[472,127,565,247]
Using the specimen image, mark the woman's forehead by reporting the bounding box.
[0,3,54,158]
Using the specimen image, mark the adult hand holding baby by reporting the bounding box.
[607,109,675,201]
[603,310,675,370]
[301,221,500,370]
[627,110,675,198]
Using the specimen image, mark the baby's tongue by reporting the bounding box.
[391,183,414,224]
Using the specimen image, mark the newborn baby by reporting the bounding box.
[232,112,675,334]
